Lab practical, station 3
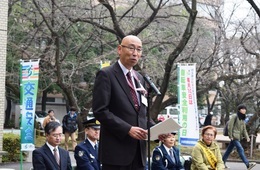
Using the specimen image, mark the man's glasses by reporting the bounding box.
[120,45,142,53]
[51,133,62,138]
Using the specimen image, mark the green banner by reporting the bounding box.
[20,59,40,151]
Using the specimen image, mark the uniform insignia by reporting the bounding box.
[155,155,161,161]
[90,153,95,159]
[96,120,100,125]
[78,151,84,157]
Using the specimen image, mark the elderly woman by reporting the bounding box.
[191,125,224,170]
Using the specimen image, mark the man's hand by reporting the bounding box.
[129,126,147,140]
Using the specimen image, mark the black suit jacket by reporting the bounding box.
[33,144,72,170]
[93,61,147,166]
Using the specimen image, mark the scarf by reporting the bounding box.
[237,111,246,120]
[198,141,217,170]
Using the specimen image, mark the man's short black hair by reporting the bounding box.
[237,104,247,111]
[48,110,54,114]
[70,107,77,111]
[44,121,61,135]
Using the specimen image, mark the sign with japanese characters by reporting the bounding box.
[178,64,199,146]
[20,59,40,151]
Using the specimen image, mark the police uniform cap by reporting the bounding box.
[83,118,100,129]
[171,131,177,135]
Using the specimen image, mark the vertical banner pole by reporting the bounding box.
[19,61,23,170]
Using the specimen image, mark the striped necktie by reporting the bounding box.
[53,147,60,165]
[126,72,139,110]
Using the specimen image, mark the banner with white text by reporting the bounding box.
[178,64,199,146]
[20,59,40,151]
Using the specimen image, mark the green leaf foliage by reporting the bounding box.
[2,133,27,162]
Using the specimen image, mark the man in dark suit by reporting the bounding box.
[93,35,148,170]
[74,118,101,170]
[33,121,72,170]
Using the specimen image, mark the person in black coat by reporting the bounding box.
[204,112,213,126]
[62,107,78,151]
[33,121,72,170]
[92,35,148,170]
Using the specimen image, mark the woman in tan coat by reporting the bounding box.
[43,110,58,128]
[191,125,224,170]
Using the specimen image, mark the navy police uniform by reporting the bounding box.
[151,144,184,170]
[74,119,101,170]
[151,132,184,170]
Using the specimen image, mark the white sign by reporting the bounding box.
[178,64,199,146]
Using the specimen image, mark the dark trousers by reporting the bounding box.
[102,144,144,170]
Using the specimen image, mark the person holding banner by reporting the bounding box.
[191,125,224,170]
[33,121,72,170]
[151,132,184,170]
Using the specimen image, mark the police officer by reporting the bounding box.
[74,118,101,170]
[151,132,184,170]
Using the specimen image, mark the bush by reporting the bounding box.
[4,120,15,128]
[2,133,27,162]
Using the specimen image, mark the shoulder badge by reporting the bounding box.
[155,154,161,161]
[78,151,84,157]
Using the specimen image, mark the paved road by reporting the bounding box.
[225,161,259,170]
[2,128,259,170]
[0,151,77,170]
[0,154,259,170]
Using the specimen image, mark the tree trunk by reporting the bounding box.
[4,97,12,127]
[41,90,47,111]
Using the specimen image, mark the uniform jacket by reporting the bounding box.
[74,139,101,170]
[228,114,249,141]
[32,143,72,170]
[191,140,224,170]
[92,61,148,166]
[151,144,184,170]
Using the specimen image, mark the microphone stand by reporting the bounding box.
[146,87,152,170]
[146,88,160,170]
[142,72,161,170]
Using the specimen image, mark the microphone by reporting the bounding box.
[141,72,161,95]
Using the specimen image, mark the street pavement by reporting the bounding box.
[1,128,260,169]
[0,151,259,170]
[0,151,77,170]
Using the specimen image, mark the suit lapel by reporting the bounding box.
[43,144,59,168]
[113,62,137,111]
[160,145,175,164]
[85,139,98,158]
[58,147,65,169]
